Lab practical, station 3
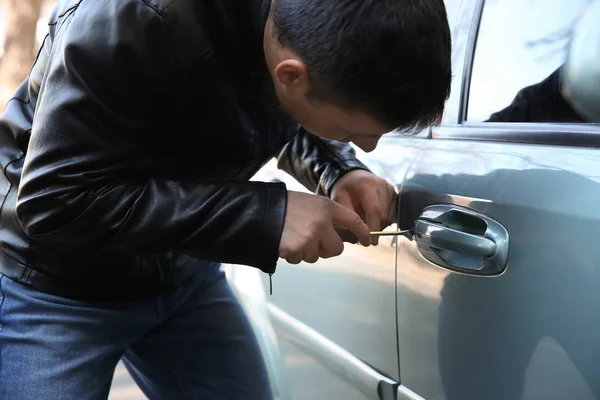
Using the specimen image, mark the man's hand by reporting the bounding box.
[279,192,371,264]
[330,170,398,245]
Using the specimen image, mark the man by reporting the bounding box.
[0,0,451,398]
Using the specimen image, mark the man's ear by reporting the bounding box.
[273,59,309,97]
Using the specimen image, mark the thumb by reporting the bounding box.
[331,202,371,246]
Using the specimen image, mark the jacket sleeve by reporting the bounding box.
[276,127,370,196]
[16,1,286,271]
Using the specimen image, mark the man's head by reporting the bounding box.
[263,0,451,152]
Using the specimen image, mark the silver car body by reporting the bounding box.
[227,0,600,399]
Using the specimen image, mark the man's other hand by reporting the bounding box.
[330,170,398,245]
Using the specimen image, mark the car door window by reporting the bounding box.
[441,0,478,124]
[466,0,594,123]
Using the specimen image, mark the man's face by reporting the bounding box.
[263,15,391,153]
[277,91,390,153]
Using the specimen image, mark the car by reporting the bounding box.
[225,0,600,399]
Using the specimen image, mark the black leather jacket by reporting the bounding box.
[0,0,367,301]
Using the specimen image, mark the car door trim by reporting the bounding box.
[397,385,426,400]
[267,303,399,400]
[223,265,290,399]
[458,0,486,123]
[432,123,600,147]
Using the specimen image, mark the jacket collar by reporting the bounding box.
[254,0,271,57]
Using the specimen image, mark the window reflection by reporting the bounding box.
[485,67,584,123]
[467,0,593,123]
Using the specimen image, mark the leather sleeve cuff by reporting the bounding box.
[255,181,287,274]
[318,158,370,198]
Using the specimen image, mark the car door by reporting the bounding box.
[244,2,477,398]
[395,1,600,400]
[253,137,422,400]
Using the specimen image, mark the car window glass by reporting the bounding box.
[467,0,594,123]
[441,0,476,124]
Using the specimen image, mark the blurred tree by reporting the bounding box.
[0,0,44,109]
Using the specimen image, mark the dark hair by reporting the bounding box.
[273,0,452,133]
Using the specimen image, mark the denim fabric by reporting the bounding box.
[0,266,272,400]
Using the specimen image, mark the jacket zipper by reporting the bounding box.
[262,263,276,295]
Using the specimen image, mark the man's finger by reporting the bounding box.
[335,228,358,244]
[285,254,303,265]
[303,244,320,264]
[387,189,399,225]
[333,193,363,244]
[359,188,383,245]
[331,203,371,246]
[322,226,345,258]
[332,191,355,212]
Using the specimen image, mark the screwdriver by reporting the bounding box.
[370,229,413,238]
[336,228,413,243]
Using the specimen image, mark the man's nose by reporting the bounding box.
[352,137,380,153]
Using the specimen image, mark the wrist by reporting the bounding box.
[320,162,371,198]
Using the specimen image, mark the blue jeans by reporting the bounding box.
[0,266,272,400]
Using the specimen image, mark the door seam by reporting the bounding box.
[394,139,428,385]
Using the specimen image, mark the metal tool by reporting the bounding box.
[370,229,413,238]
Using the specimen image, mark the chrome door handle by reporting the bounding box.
[412,205,509,275]
[413,220,496,258]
